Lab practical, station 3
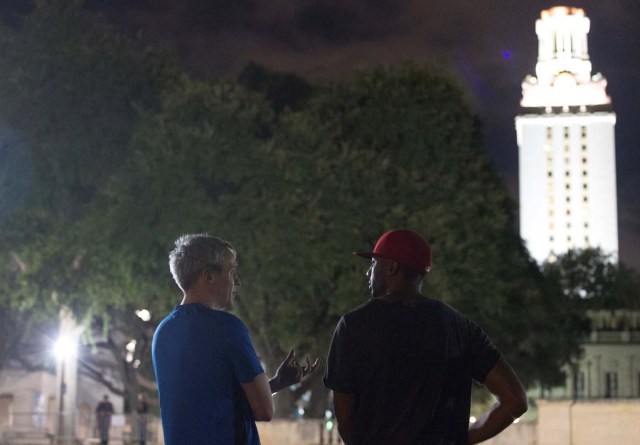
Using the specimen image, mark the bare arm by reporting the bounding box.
[333,391,357,445]
[242,350,320,422]
[467,358,528,444]
[241,373,275,421]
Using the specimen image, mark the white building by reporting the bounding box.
[515,6,618,264]
[515,7,640,408]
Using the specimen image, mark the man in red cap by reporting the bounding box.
[323,229,527,444]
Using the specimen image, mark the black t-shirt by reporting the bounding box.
[323,296,501,445]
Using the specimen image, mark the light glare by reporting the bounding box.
[135,309,151,322]
[53,336,76,360]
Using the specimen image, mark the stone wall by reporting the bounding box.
[255,419,536,445]
[257,419,336,445]
[538,399,640,445]
[133,400,640,445]
[481,421,536,445]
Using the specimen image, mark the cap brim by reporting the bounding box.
[353,251,375,259]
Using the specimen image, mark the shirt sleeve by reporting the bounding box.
[323,316,356,394]
[225,316,265,384]
[467,319,502,383]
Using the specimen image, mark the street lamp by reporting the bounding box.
[54,336,76,444]
[135,309,151,322]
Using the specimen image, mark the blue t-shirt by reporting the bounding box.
[152,303,264,445]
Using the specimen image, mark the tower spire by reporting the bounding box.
[521,6,610,111]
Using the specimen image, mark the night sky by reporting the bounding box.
[4,1,640,269]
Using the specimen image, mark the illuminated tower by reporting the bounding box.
[516,6,618,263]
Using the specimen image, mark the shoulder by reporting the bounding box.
[342,300,372,319]
[429,299,471,324]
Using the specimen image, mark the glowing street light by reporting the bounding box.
[53,336,76,361]
[135,309,151,322]
[54,335,77,445]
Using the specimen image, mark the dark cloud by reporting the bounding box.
[2,0,639,269]
[184,0,257,28]
[0,0,34,26]
[295,0,408,43]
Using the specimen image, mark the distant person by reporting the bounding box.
[324,229,528,444]
[95,395,114,445]
[135,393,149,445]
[153,234,319,444]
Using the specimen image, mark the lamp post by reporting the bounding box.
[54,336,75,445]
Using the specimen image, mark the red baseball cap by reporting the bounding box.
[354,229,432,274]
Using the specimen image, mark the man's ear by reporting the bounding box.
[204,269,216,284]
[388,261,400,276]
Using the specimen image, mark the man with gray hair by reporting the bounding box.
[153,234,317,445]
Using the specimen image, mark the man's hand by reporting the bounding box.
[269,349,320,393]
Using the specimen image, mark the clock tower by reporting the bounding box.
[516,6,618,263]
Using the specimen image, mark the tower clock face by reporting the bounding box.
[553,72,577,89]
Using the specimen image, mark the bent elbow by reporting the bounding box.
[253,404,275,422]
[511,396,528,419]
[254,412,273,422]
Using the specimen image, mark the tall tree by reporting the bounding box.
[254,64,583,396]
[0,0,179,408]
[542,248,640,310]
[88,64,586,416]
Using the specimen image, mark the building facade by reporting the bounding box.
[515,6,618,264]
[516,6,639,407]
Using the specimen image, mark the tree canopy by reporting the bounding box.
[0,2,604,417]
[0,0,179,410]
[79,63,589,413]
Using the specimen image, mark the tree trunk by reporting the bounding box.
[273,386,296,419]
[305,373,330,418]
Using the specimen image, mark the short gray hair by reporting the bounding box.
[169,234,234,292]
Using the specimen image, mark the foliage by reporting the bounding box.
[85,64,589,416]
[542,248,640,310]
[0,0,179,315]
[0,0,178,409]
[0,305,58,373]
[260,64,586,391]
[0,4,601,415]
[238,61,313,114]
[532,248,640,387]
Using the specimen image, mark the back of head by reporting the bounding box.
[169,234,234,292]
